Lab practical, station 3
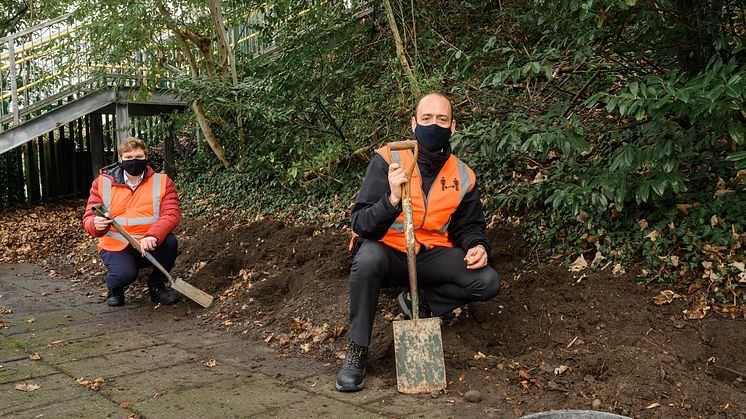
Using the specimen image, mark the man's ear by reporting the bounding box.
[450,119,457,135]
[411,116,417,132]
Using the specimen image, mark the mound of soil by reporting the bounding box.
[170,217,745,417]
[4,201,744,417]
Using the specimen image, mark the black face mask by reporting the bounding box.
[415,123,451,152]
[121,159,148,177]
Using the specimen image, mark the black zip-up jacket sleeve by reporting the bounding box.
[350,154,402,240]
[350,154,491,253]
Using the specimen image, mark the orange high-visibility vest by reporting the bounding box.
[97,173,166,251]
[376,145,476,253]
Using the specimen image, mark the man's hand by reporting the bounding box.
[139,236,158,255]
[464,245,488,270]
[93,212,113,231]
[388,162,407,207]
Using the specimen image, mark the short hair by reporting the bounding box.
[118,137,148,158]
[415,92,453,119]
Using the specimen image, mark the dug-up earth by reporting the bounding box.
[2,201,745,418]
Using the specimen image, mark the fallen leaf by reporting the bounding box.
[474,351,487,360]
[554,365,569,375]
[670,255,679,267]
[612,264,625,275]
[676,203,695,214]
[683,304,711,320]
[76,377,104,391]
[646,231,660,242]
[654,290,682,305]
[120,401,131,409]
[569,255,588,272]
[28,353,41,361]
[15,383,40,392]
[25,317,35,323]
[637,219,649,230]
[201,358,217,368]
[646,402,661,409]
[591,251,605,267]
[730,262,745,272]
[47,340,65,347]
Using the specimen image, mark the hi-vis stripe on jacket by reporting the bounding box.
[377,145,475,253]
[97,173,166,251]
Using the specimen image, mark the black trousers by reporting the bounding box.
[100,233,178,289]
[348,239,500,347]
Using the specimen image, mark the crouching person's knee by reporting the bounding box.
[477,268,500,301]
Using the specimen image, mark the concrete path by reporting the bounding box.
[0,264,460,418]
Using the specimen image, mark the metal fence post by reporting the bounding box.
[7,39,20,126]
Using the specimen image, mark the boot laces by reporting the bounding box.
[343,342,367,368]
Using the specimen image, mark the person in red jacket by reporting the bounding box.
[83,137,181,307]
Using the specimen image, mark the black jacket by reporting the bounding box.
[350,145,490,253]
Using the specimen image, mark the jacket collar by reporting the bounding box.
[100,162,154,186]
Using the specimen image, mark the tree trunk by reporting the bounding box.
[193,100,230,168]
[207,0,245,143]
[382,0,421,98]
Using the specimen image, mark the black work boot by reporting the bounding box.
[397,291,432,320]
[335,340,368,392]
[105,287,125,307]
[149,284,179,305]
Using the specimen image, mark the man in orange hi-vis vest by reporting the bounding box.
[82,137,180,307]
[336,93,500,392]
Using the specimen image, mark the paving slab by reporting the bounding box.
[0,358,59,384]
[0,339,27,363]
[0,284,68,314]
[259,394,384,418]
[0,372,87,415]
[57,343,197,380]
[3,391,130,418]
[134,374,309,418]
[2,308,96,335]
[3,321,121,352]
[101,360,242,403]
[25,329,165,365]
[292,372,400,406]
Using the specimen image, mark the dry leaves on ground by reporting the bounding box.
[76,377,104,391]
[15,383,40,392]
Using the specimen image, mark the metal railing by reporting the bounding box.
[0,7,277,136]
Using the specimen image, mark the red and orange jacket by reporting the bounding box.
[83,163,180,252]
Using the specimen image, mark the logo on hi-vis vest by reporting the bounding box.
[440,177,459,191]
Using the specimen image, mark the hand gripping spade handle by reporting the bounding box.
[91,204,213,307]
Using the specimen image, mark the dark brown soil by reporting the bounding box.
[6,201,744,418]
[170,217,746,418]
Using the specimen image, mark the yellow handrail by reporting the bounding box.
[0,63,150,100]
[0,38,74,71]
[0,26,81,61]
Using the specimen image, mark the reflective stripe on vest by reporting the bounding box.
[102,173,162,227]
[98,172,164,249]
[375,146,475,252]
[104,231,144,243]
